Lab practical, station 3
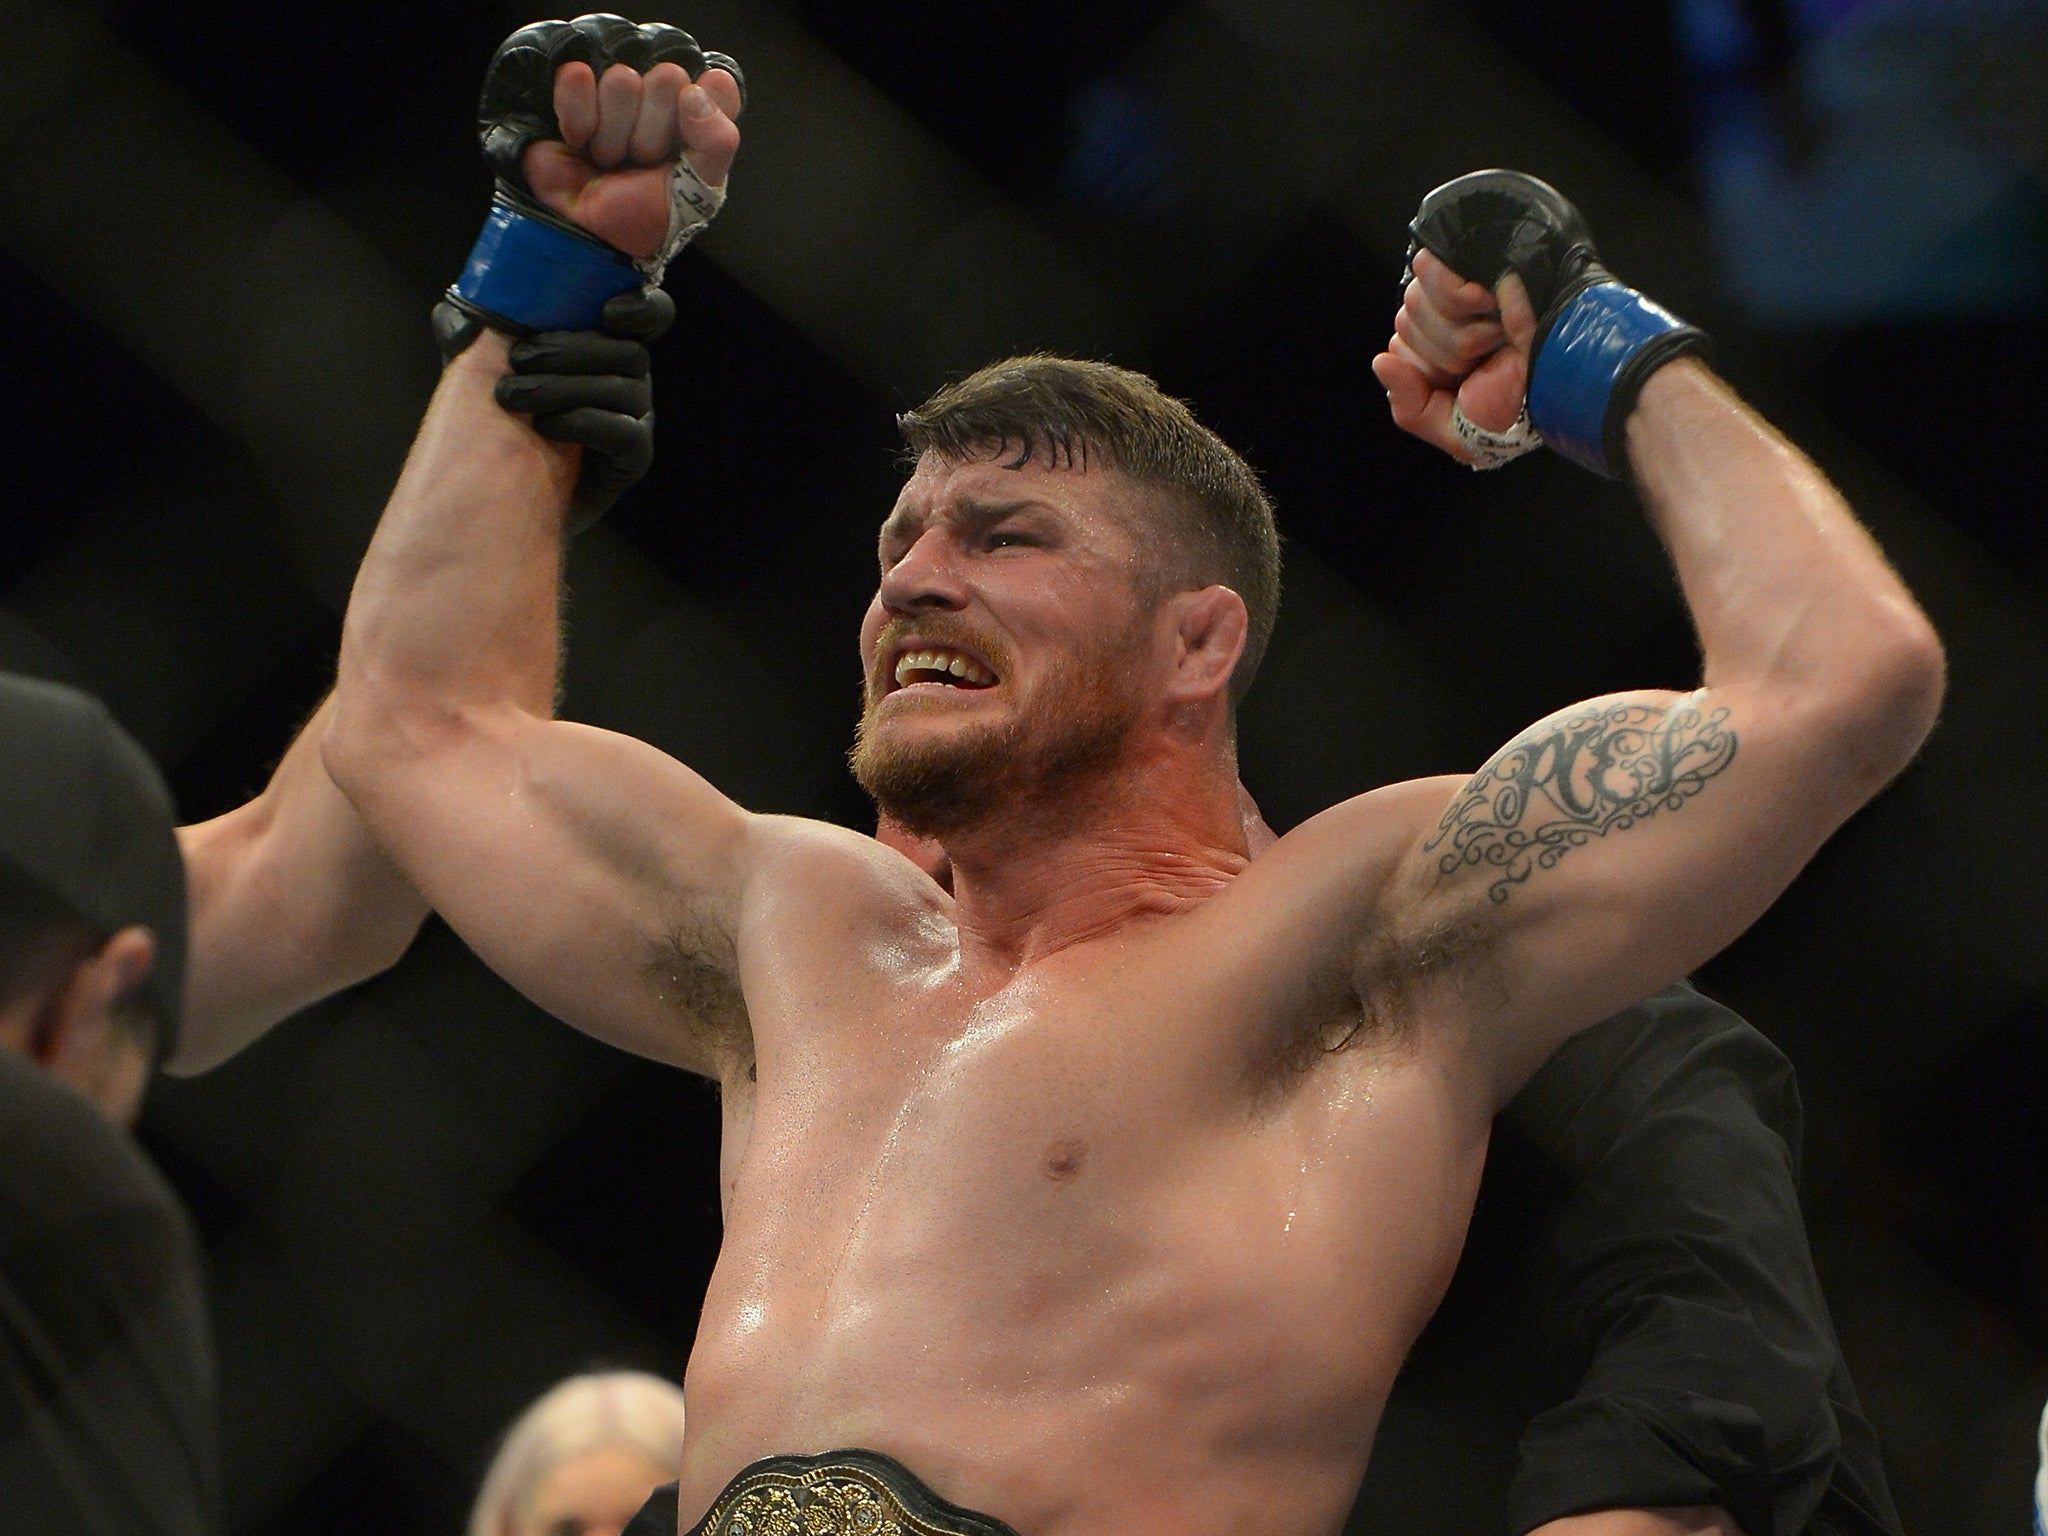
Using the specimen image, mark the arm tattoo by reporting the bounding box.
[1425,698,1737,904]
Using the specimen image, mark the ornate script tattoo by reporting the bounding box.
[1425,698,1738,904]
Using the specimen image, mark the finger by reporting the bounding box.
[1496,272,1539,357]
[1397,284,1503,376]
[1412,247,1501,321]
[630,61,688,163]
[1388,328,1462,392]
[521,140,593,222]
[1372,348,1433,427]
[590,63,645,167]
[1402,268,1505,359]
[1373,350,1467,461]
[497,373,652,419]
[698,66,743,121]
[508,331,651,377]
[1398,276,1461,358]
[533,407,654,476]
[601,286,676,343]
[1456,345,1529,436]
[554,62,598,152]
[677,83,741,188]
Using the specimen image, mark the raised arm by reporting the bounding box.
[168,696,426,1073]
[1367,174,1943,1100]
[322,22,755,1074]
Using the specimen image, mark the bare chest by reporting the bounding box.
[728,953,1189,1251]
[682,907,1487,1535]
[709,931,1473,1362]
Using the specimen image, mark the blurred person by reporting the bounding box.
[2037,1401,2046,1536]
[1352,984,1900,1536]
[325,19,1944,1536]
[0,672,213,1534]
[0,666,432,1532]
[471,1371,689,1536]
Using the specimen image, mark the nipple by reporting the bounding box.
[1042,1138,1088,1180]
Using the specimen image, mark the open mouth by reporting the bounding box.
[888,644,998,694]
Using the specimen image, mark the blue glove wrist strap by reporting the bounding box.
[448,192,643,334]
[1527,282,1702,478]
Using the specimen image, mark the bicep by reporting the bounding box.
[1391,684,1862,1098]
[339,706,753,1071]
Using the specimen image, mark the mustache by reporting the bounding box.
[865,616,1010,702]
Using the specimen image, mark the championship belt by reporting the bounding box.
[687,1449,1021,1536]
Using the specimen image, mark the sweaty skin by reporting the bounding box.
[324,59,1942,1536]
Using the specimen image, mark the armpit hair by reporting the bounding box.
[1261,903,1496,1091]
[645,910,751,1067]
[1364,902,1503,1022]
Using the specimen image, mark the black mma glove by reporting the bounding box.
[1405,170,1710,480]
[432,14,739,529]
[440,13,742,347]
[476,284,675,532]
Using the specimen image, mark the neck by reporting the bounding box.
[936,739,1248,965]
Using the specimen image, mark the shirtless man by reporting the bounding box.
[322,20,1945,1536]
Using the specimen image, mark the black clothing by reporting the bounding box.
[625,1480,679,1536]
[0,1050,216,1534]
[0,672,188,1060]
[1348,984,1900,1536]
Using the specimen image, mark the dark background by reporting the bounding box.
[1,0,2044,1530]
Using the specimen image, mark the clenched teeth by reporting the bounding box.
[893,649,996,689]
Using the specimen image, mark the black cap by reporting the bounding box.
[0,673,186,1062]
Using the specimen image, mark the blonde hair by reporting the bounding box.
[469,1371,688,1536]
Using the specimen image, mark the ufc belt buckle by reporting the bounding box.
[689,1448,1020,1536]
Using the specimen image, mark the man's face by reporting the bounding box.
[853,449,1161,837]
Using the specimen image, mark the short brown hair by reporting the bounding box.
[898,356,1281,704]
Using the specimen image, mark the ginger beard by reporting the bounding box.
[852,607,1153,840]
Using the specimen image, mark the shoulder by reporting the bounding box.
[1228,776,1467,905]
[739,815,950,933]
[1207,775,1469,967]
[1171,776,1474,1080]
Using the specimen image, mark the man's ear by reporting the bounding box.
[1161,585,1249,706]
[37,926,157,1123]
